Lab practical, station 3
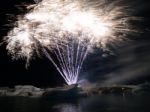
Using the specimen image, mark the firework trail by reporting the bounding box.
[4,0,134,85]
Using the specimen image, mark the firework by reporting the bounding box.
[5,0,134,85]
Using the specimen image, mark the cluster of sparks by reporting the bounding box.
[5,0,133,85]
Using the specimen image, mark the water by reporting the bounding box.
[0,94,150,112]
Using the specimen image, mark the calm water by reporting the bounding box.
[0,94,150,112]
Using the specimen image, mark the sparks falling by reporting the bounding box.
[5,0,134,85]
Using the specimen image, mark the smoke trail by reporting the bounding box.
[4,0,136,85]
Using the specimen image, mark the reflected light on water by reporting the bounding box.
[54,104,81,112]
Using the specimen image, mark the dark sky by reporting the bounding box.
[0,0,150,87]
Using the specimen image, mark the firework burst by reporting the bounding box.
[5,0,135,85]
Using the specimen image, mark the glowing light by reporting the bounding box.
[5,0,133,85]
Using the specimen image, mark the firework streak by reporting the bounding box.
[5,0,135,85]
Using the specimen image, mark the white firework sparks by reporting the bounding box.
[5,0,134,85]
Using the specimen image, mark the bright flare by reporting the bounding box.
[5,0,133,85]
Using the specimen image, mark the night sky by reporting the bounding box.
[0,0,150,87]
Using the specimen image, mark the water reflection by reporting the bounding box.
[51,94,150,112]
[53,104,81,112]
[0,94,150,112]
